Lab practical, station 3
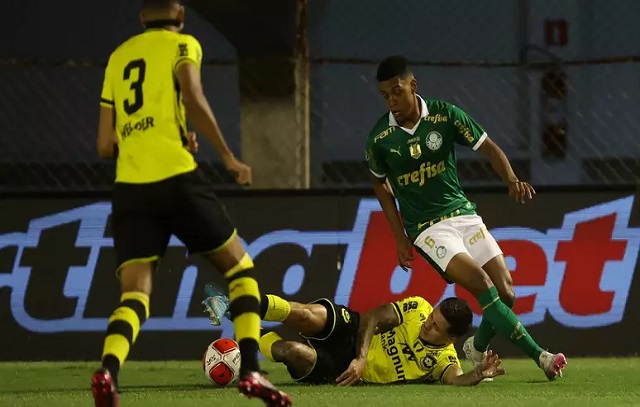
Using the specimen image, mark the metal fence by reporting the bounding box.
[1,0,639,191]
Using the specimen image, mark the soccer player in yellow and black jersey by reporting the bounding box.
[91,1,291,406]
[203,292,505,386]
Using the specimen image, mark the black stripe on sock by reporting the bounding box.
[120,300,148,324]
[230,296,261,320]
[238,338,260,374]
[102,354,121,386]
[226,269,254,283]
[260,294,269,319]
[106,320,134,344]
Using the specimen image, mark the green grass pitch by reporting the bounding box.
[1,358,640,406]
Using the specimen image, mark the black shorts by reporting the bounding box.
[290,298,361,384]
[110,169,236,270]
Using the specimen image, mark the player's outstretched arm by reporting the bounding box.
[336,303,400,387]
[442,350,505,386]
[176,63,251,185]
[372,176,414,270]
[477,136,535,204]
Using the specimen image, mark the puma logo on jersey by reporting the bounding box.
[390,147,402,156]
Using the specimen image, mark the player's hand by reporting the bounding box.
[508,180,535,204]
[187,131,199,154]
[336,357,366,386]
[396,235,414,271]
[477,350,505,379]
[223,154,252,186]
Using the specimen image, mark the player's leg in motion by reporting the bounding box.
[203,288,328,338]
[447,253,566,380]
[258,295,329,381]
[204,237,292,405]
[464,255,515,373]
[92,262,153,407]
[92,181,169,407]
[203,290,329,374]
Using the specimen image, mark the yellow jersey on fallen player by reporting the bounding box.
[362,296,461,384]
[100,29,200,184]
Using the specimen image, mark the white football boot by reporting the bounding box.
[463,336,493,382]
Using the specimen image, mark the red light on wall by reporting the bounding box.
[544,19,569,46]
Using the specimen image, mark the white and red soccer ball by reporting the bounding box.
[202,338,241,386]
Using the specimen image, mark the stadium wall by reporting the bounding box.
[1,0,639,187]
[1,186,639,361]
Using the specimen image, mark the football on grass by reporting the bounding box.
[202,338,241,386]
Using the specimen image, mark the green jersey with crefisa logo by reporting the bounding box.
[365,97,487,240]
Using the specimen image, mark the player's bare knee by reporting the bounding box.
[474,274,494,295]
[465,269,494,296]
[498,281,516,305]
[287,304,311,324]
[482,255,514,302]
[286,304,327,336]
[118,262,154,294]
[297,307,317,325]
[273,341,315,380]
[281,342,315,369]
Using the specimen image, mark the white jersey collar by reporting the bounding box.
[388,95,429,127]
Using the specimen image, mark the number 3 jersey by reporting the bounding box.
[361,296,461,384]
[100,29,200,184]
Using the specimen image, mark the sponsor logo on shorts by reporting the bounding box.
[341,308,351,324]
[469,227,486,246]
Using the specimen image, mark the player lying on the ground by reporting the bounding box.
[365,55,566,381]
[203,288,505,386]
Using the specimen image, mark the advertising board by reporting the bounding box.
[1,189,638,360]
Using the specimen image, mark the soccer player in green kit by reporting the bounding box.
[364,55,566,382]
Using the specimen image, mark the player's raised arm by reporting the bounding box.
[336,302,401,387]
[175,40,251,185]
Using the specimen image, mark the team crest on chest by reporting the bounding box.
[426,131,443,151]
[421,355,437,370]
[409,143,422,159]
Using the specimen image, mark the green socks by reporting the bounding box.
[473,294,514,352]
[476,287,543,363]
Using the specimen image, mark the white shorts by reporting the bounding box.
[413,215,503,278]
